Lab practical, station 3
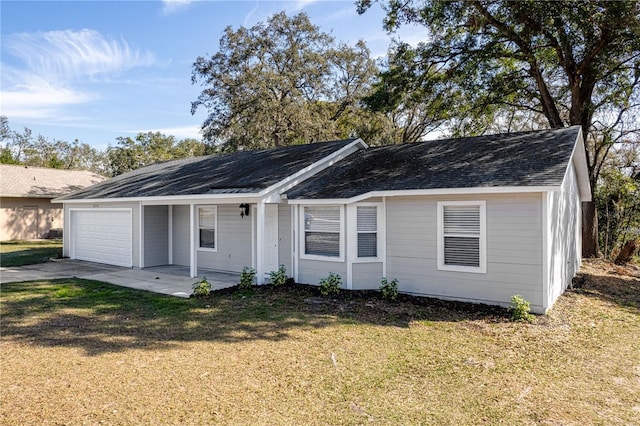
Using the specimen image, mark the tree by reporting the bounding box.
[191,12,380,151]
[0,116,105,172]
[105,132,207,176]
[358,0,640,256]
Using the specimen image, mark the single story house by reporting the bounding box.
[0,164,105,240]
[56,126,590,313]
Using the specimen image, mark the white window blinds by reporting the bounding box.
[443,205,480,267]
[357,206,377,258]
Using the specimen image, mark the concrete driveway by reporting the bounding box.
[0,260,238,298]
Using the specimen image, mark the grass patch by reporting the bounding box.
[0,239,62,267]
[1,263,639,425]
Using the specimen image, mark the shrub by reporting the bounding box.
[192,277,211,298]
[379,277,399,301]
[319,272,342,297]
[239,267,256,289]
[510,294,535,323]
[269,264,288,286]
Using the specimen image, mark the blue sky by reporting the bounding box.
[1,0,423,150]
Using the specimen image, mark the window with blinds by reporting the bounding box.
[443,205,480,267]
[304,206,341,257]
[198,206,216,249]
[357,206,377,258]
[438,202,485,272]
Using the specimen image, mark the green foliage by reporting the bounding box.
[239,267,256,290]
[510,295,535,323]
[596,166,640,258]
[106,132,208,176]
[379,277,399,301]
[0,116,106,173]
[192,277,212,298]
[319,272,342,297]
[268,264,288,286]
[191,12,382,151]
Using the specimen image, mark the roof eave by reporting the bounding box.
[568,126,592,202]
[287,185,561,204]
[55,192,263,204]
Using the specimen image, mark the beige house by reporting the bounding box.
[0,165,105,240]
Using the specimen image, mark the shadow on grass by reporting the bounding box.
[1,278,510,356]
[571,269,640,314]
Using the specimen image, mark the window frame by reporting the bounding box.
[437,200,486,274]
[352,202,383,262]
[300,205,345,262]
[197,205,218,252]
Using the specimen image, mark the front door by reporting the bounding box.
[264,204,279,276]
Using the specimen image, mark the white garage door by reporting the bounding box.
[71,209,133,267]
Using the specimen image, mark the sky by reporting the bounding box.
[0,0,424,150]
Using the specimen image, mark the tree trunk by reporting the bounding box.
[582,201,599,257]
[614,240,637,265]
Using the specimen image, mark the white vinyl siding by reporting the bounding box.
[301,206,344,261]
[386,195,543,311]
[197,204,252,273]
[143,205,168,267]
[437,201,486,273]
[198,206,217,251]
[357,206,377,258]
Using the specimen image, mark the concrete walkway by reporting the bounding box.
[0,260,239,298]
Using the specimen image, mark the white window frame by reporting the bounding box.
[437,200,486,274]
[197,205,218,252]
[299,205,345,262]
[349,202,384,263]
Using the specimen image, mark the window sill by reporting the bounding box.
[300,253,344,263]
[437,264,486,274]
[197,247,218,253]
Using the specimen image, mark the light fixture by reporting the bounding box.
[239,203,250,218]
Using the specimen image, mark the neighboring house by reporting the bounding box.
[0,165,105,240]
[55,127,590,313]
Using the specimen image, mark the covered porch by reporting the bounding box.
[141,199,289,284]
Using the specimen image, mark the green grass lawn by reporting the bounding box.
[1,261,638,425]
[0,239,62,267]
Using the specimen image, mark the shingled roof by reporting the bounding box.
[58,139,357,200]
[286,127,582,200]
[0,165,105,198]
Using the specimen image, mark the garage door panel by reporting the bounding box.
[71,210,133,267]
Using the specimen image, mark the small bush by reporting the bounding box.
[510,294,535,323]
[380,277,399,301]
[192,277,211,298]
[269,264,288,286]
[239,267,256,289]
[319,272,342,297]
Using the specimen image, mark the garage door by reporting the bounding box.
[71,209,133,267]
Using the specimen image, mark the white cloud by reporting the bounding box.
[1,29,155,120]
[162,0,193,15]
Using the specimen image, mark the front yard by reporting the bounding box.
[1,260,639,425]
[0,240,62,267]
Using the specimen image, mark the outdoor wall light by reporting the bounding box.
[239,203,250,218]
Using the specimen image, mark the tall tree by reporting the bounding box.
[105,132,207,176]
[0,116,105,173]
[191,12,379,151]
[358,0,640,256]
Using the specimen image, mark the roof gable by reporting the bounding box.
[0,165,105,198]
[286,127,582,200]
[58,139,358,200]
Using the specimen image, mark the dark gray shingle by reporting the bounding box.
[286,127,580,200]
[59,139,356,200]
